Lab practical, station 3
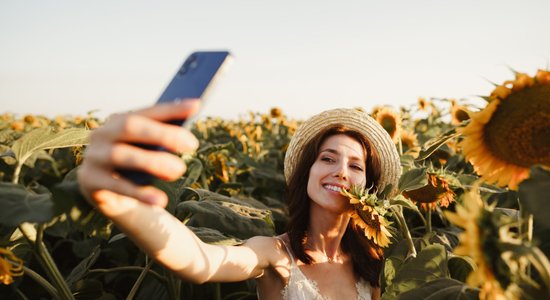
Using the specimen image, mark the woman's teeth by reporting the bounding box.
[324,185,342,192]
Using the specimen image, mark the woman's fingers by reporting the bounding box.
[93,113,199,154]
[135,99,201,122]
[85,141,187,181]
[79,100,202,207]
[78,163,168,208]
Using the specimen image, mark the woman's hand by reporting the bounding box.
[78,100,201,211]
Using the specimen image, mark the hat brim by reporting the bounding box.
[284,108,401,196]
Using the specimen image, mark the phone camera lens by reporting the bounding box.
[178,54,198,76]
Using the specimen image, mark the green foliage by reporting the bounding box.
[383,244,449,299]
[0,101,549,300]
[397,278,479,300]
[0,182,58,226]
[11,127,89,167]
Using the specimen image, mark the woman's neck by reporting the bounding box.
[305,205,351,263]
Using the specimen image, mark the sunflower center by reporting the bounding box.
[484,84,550,167]
[381,117,396,135]
[403,174,454,205]
[453,108,470,123]
[365,214,380,228]
[357,208,381,228]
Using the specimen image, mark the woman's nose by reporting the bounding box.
[333,162,348,180]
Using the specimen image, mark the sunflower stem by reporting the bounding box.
[12,161,23,184]
[18,224,73,300]
[14,287,30,300]
[87,267,165,283]
[426,206,433,234]
[164,268,180,300]
[214,282,222,300]
[391,206,416,259]
[526,214,534,278]
[126,257,154,300]
[36,225,75,300]
[527,247,550,294]
[397,136,403,156]
[21,265,60,299]
[518,198,535,278]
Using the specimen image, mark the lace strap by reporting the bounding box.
[275,237,296,265]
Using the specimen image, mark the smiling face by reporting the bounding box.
[307,134,368,214]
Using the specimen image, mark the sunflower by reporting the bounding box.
[270,107,282,118]
[402,172,456,210]
[450,101,471,125]
[418,97,430,112]
[375,107,402,143]
[208,152,231,183]
[444,188,517,300]
[0,247,24,285]
[458,70,550,190]
[54,115,67,129]
[370,105,383,118]
[85,119,100,129]
[10,120,25,132]
[341,186,393,247]
[400,130,420,157]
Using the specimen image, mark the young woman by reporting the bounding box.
[78,100,401,300]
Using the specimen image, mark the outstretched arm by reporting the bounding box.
[78,100,271,283]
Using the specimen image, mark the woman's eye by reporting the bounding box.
[321,156,334,163]
[351,164,364,171]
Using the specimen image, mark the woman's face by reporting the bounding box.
[307,134,367,214]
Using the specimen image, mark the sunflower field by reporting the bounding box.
[0,70,549,300]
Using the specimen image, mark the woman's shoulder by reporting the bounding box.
[251,234,294,294]
[243,234,291,266]
[244,234,288,252]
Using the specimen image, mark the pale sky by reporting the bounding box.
[1,0,549,120]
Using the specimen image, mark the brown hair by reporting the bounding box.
[285,125,384,287]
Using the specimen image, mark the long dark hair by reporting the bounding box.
[286,125,384,287]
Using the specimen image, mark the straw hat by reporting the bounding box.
[284,108,402,195]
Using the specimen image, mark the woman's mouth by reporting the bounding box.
[323,184,346,193]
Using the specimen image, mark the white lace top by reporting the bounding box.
[277,238,372,300]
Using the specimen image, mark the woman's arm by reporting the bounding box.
[78,101,271,283]
[95,191,271,283]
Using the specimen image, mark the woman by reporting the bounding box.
[78,101,401,300]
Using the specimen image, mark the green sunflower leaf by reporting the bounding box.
[0,182,56,226]
[519,166,550,230]
[447,255,476,283]
[382,244,449,299]
[390,195,419,213]
[416,128,459,161]
[176,189,275,239]
[398,167,427,193]
[397,278,479,300]
[188,226,243,245]
[11,127,89,166]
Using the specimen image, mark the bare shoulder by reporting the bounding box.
[242,234,290,267]
[243,235,286,257]
[247,235,292,296]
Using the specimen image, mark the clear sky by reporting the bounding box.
[1,0,549,120]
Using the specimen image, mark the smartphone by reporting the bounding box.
[117,51,232,185]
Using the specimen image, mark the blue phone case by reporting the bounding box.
[117,51,231,185]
